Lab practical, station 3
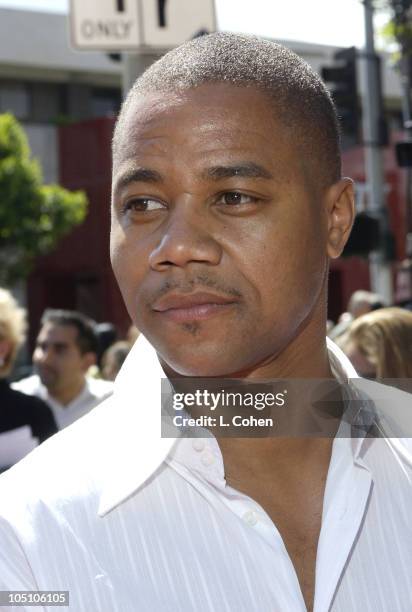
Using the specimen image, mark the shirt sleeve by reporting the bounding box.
[0,517,46,612]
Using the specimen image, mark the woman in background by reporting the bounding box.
[0,288,57,468]
[339,307,412,379]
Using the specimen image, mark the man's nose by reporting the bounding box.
[148,203,222,271]
[34,346,52,364]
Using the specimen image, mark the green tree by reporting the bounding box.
[378,1,412,58]
[0,113,87,285]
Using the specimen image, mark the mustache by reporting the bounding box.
[35,364,57,377]
[146,274,243,304]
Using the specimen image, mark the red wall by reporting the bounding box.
[27,118,130,348]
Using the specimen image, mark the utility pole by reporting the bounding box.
[120,1,169,97]
[122,53,159,97]
[391,0,412,256]
[362,0,393,302]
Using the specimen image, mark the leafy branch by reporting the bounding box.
[0,113,88,285]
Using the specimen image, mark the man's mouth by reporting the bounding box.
[37,365,57,380]
[152,291,238,323]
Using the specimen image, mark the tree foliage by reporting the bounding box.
[0,113,87,285]
[378,0,412,56]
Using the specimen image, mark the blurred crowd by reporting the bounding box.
[0,287,137,470]
[328,289,412,380]
[1,282,412,471]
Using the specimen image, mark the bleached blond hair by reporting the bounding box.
[0,288,27,377]
[341,307,412,378]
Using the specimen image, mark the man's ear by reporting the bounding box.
[325,178,355,259]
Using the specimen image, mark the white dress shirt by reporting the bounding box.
[0,336,411,611]
[12,375,113,429]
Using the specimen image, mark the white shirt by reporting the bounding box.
[0,336,411,612]
[12,375,113,429]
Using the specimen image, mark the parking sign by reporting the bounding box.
[69,0,216,51]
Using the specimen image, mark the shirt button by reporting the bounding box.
[200,452,215,467]
[192,439,205,453]
[242,510,258,527]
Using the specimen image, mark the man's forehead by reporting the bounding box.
[39,323,78,343]
[124,82,265,117]
[112,91,292,188]
[120,89,196,136]
[114,84,278,158]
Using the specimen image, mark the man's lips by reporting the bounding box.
[37,365,57,379]
[152,291,238,322]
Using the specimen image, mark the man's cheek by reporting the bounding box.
[111,244,135,288]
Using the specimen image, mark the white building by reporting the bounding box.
[0,7,122,182]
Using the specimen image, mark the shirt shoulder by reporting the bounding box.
[85,377,114,400]
[0,403,112,596]
[352,377,412,452]
[0,395,115,521]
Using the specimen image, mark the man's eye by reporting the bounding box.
[218,192,256,206]
[123,198,165,213]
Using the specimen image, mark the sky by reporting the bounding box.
[0,0,391,48]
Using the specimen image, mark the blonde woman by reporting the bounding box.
[339,307,412,379]
[0,289,57,463]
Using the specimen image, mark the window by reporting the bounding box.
[91,87,121,118]
[0,83,31,119]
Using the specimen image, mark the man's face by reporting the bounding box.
[33,323,90,392]
[111,84,349,376]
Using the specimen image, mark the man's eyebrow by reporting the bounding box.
[36,341,69,350]
[204,163,274,180]
[114,167,163,191]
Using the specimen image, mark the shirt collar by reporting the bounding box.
[45,380,89,411]
[168,338,364,489]
[98,335,178,516]
[98,335,364,516]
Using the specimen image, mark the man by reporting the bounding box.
[13,309,113,429]
[0,34,411,612]
[329,290,385,340]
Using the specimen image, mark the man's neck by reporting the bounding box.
[47,378,86,407]
[219,436,334,490]
[216,329,338,484]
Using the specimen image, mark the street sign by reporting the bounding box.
[69,0,141,50]
[69,0,216,51]
[140,0,216,48]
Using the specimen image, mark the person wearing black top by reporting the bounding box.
[0,379,57,443]
[0,288,57,469]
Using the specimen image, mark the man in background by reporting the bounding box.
[13,309,113,429]
[329,289,385,340]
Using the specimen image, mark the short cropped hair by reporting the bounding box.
[113,32,341,187]
[0,288,27,377]
[40,309,98,355]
